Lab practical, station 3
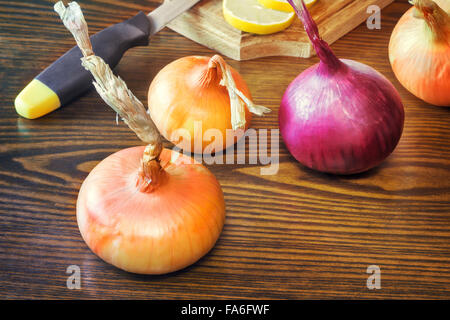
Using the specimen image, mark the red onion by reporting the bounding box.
[280,0,405,174]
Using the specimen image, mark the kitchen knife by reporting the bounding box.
[15,0,200,119]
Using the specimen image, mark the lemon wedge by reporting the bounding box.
[257,0,317,13]
[223,0,295,35]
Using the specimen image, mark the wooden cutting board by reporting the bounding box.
[159,0,395,60]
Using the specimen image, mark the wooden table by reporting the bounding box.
[1,0,449,299]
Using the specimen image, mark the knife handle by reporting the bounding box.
[15,11,151,119]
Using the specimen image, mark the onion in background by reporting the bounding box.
[389,0,450,106]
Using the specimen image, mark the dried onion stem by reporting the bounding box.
[55,1,164,190]
[208,55,270,130]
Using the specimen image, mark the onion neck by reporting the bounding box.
[199,55,223,87]
[136,144,166,193]
[287,0,343,72]
[201,55,271,130]
[314,40,343,72]
[412,0,450,43]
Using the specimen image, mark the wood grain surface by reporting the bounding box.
[0,0,449,299]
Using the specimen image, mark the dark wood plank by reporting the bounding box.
[0,0,449,299]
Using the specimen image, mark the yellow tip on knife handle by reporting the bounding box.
[15,79,61,119]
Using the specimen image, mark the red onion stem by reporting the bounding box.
[287,0,342,71]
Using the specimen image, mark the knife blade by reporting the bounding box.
[15,0,200,119]
[148,0,200,36]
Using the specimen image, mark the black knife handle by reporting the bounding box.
[15,11,150,119]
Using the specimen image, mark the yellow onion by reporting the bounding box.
[389,0,450,106]
[77,147,225,274]
[148,55,270,153]
[56,1,225,275]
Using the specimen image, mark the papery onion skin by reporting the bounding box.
[148,56,252,153]
[389,4,450,106]
[77,146,225,275]
[279,59,405,174]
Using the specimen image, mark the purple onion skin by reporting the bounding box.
[279,59,405,174]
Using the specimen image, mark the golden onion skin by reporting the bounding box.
[148,56,252,153]
[389,4,450,106]
[77,147,225,274]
